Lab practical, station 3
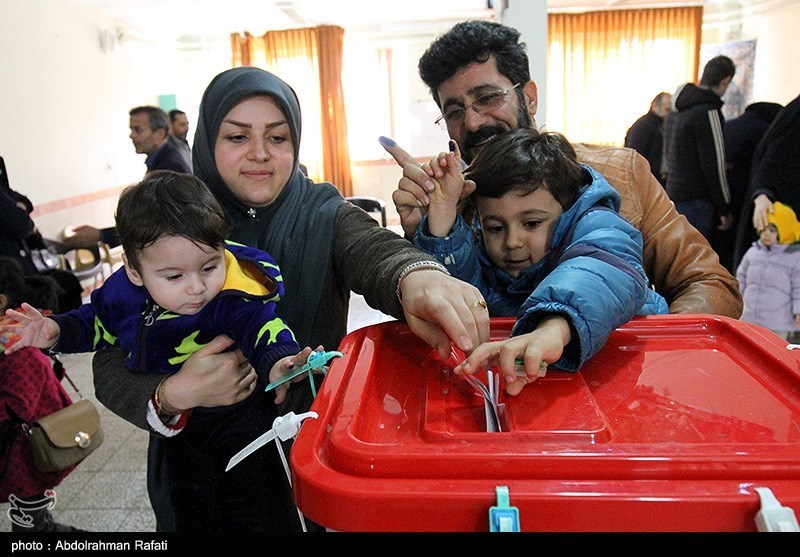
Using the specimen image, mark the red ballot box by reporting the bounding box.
[290,315,800,532]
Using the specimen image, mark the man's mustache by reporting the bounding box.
[462,126,506,160]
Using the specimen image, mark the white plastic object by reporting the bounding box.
[225,411,318,472]
[754,487,800,532]
[273,411,318,441]
[271,411,318,533]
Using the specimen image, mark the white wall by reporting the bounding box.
[504,0,548,128]
[748,2,800,105]
[2,0,798,234]
[0,0,236,236]
[0,1,134,201]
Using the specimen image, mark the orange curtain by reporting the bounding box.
[230,26,353,195]
[547,7,703,145]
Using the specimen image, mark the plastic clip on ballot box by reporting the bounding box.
[290,315,800,532]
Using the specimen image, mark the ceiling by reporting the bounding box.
[64,0,791,43]
[64,0,699,41]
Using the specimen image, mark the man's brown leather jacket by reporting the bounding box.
[575,143,742,318]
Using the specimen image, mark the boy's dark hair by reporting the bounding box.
[0,256,61,311]
[465,129,590,211]
[115,171,229,272]
[419,20,531,108]
[700,55,736,88]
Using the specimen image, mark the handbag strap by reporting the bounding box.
[62,372,84,400]
[51,354,84,401]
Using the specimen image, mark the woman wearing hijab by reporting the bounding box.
[92,67,489,532]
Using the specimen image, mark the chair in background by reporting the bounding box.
[97,226,124,275]
[42,237,104,290]
[60,224,124,280]
[346,196,387,227]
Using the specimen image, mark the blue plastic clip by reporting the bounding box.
[264,350,343,398]
[489,486,520,532]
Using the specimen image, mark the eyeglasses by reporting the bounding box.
[435,83,521,130]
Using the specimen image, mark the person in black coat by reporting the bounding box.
[663,55,736,242]
[624,91,672,186]
[733,94,800,271]
[0,156,83,312]
[0,156,37,275]
[716,101,783,272]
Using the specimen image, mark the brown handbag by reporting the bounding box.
[22,370,104,473]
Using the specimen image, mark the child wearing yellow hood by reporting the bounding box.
[737,213,800,340]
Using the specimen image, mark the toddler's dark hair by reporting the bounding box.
[115,171,229,272]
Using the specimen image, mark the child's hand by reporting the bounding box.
[0,303,61,355]
[268,345,325,405]
[425,141,476,237]
[454,316,570,396]
[428,141,465,203]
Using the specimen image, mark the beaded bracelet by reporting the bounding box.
[395,260,450,301]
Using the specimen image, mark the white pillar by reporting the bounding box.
[501,0,548,128]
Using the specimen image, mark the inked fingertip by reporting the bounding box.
[378,136,396,148]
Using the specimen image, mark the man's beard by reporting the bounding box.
[461,99,533,164]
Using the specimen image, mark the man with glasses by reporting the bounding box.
[381,20,742,318]
[434,83,521,131]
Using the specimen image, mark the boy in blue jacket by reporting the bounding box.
[413,130,668,396]
[1,170,321,531]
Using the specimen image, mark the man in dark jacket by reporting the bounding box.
[129,106,192,176]
[664,55,736,242]
[168,109,193,172]
[624,91,672,186]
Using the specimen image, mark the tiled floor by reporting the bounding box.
[1,293,392,533]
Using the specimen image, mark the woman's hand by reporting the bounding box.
[160,335,257,411]
[752,194,774,232]
[399,270,490,360]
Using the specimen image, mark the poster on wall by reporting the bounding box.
[700,39,756,120]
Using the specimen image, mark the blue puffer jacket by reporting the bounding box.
[414,165,669,371]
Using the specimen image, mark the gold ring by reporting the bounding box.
[472,299,487,309]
